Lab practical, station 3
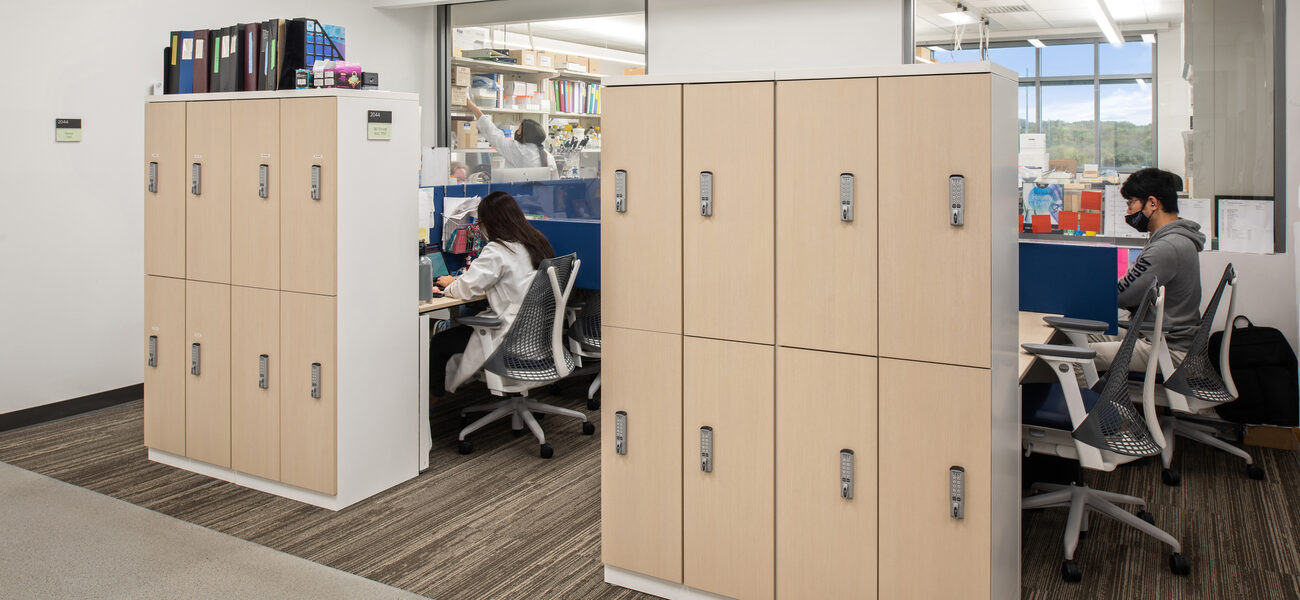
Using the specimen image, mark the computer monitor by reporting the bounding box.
[493,167,556,183]
[428,251,450,279]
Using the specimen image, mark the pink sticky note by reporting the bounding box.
[1118,248,1130,279]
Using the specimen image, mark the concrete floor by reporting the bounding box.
[0,461,429,600]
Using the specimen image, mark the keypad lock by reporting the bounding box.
[190,343,201,376]
[699,172,713,217]
[148,162,158,194]
[700,426,714,472]
[614,411,628,455]
[191,163,202,196]
[258,354,269,389]
[839,173,854,222]
[840,449,854,499]
[950,466,965,519]
[614,170,628,213]
[310,363,322,399]
[310,165,321,200]
[258,164,269,199]
[147,336,158,368]
[949,174,965,226]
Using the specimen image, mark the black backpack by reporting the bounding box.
[1210,316,1299,426]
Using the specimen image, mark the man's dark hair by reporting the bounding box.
[1120,168,1183,213]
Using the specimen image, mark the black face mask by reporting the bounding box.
[1125,207,1151,232]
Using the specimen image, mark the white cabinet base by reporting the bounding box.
[604,566,735,600]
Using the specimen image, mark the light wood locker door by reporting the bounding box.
[776,79,878,356]
[682,82,775,345]
[683,336,774,600]
[185,280,231,468]
[776,347,877,599]
[231,285,280,481]
[878,75,991,368]
[601,85,683,335]
[280,292,337,495]
[281,98,338,296]
[144,102,187,278]
[878,359,990,600]
[186,101,233,284]
[601,327,683,582]
[144,275,186,455]
[231,100,280,290]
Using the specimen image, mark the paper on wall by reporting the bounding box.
[1217,198,1274,254]
[1103,185,1145,238]
[418,188,434,229]
[1178,198,1213,251]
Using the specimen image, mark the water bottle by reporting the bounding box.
[419,242,434,302]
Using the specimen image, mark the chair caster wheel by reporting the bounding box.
[1246,464,1265,480]
[587,398,601,410]
[1161,469,1181,486]
[1061,560,1082,582]
[1169,553,1191,576]
[458,440,474,455]
[512,428,525,438]
[1138,510,1155,525]
[582,421,595,435]
[540,443,554,459]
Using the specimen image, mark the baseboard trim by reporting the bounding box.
[0,384,143,433]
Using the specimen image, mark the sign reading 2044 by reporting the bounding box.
[367,110,392,141]
[55,118,82,142]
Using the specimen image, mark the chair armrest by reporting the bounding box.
[458,315,503,329]
[1118,319,1157,331]
[1043,316,1108,333]
[1022,343,1098,360]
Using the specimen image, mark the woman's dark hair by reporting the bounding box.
[1120,168,1183,213]
[477,191,555,268]
[515,119,550,166]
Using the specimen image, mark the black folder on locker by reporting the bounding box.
[166,31,182,94]
[278,18,308,90]
[164,45,176,94]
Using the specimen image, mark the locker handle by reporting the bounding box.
[258,354,269,389]
[699,172,713,217]
[191,163,202,196]
[258,164,269,199]
[840,449,854,499]
[147,336,158,368]
[614,170,628,213]
[839,173,854,222]
[700,426,714,472]
[614,411,627,455]
[190,343,201,376]
[148,162,158,194]
[310,363,321,399]
[310,165,321,201]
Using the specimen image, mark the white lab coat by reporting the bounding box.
[442,240,538,391]
[477,115,558,172]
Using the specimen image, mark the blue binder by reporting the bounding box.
[178,31,194,93]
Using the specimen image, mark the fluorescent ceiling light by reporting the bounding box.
[1086,0,1125,47]
[1142,33,1156,44]
[939,10,977,25]
[927,45,946,53]
[1027,39,1045,48]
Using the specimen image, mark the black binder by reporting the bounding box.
[166,31,182,94]
[278,18,308,91]
[163,46,175,94]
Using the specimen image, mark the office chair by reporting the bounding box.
[565,293,601,410]
[456,254,595,458]
[1022,282,1191,582]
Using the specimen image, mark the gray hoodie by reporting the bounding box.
[1116,219,1206,351]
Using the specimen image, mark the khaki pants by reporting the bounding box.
[1088,334,1186,373]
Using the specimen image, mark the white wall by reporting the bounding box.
[646,0,906,74]
[1157,25,1190,179]
[0,0,429,415]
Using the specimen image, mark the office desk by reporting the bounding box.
[418,295,484,471]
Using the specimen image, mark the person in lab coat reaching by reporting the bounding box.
[430,191,556,397]
[463,97,557,173]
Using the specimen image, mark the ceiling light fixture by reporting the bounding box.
[1027,39,1045,48]
[1141,33,1156,44]
[1086,0,1125,48]
[939,3,978,25]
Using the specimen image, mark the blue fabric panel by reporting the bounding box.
[1022,382,1101,430]
[532,220,600,290]
[1020,242,1119,334]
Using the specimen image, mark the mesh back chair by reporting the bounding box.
[565,292,602,409]
[1021,282,1191,582]
[455,254,594,458]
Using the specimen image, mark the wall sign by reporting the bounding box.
[367,110,392,141]
[55,118,82,142]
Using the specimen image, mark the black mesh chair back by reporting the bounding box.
[1163,263,1236,403]
[483,254,578,382]
[567,297,601,353]
[1074,281,1163,457]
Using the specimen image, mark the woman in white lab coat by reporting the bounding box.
[463,97,558,173]
[430,191,556,395]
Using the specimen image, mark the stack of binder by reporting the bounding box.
[163,19,344,94]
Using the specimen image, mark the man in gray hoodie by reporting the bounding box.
[1092,168,1207,371]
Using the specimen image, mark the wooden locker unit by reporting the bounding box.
[143,275,186,455]
[280,291,337,495]
[683,336,774,600]
[878,358,992,600]
[775,78,879,356]
[601,326,683,584]
[185,101,233,284]
[144,103,187,278]
[231,285,280,481]
[280,97,338,296]
[877,74,992,368]
[184,280,231,468]
[231,99,281,290]
[682,82,775,346]
[600,84,683,335]
[776,347,877,599]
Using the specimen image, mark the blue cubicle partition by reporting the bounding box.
[1019,242,1119,334]
[532,219,600,290]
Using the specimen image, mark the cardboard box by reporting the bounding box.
[1020,133,1047,150]
[453,66,472,87]
[1050,159,1078,175]
[505,80,528,96]
[1245,425,1300,450]
[587,58,600,74]
[536,52,557,69]
[456,120,480,150]
[507,49,537,67]
[450,85,469,106]
[562,56,589,72]
[623,67,646,76]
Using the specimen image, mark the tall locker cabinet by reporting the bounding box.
[142,89,420,511]
[144,103,186,278]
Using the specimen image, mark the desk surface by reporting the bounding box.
[418,295,482,314]
[1018,311,1060,381]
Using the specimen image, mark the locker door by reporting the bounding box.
[280,98,338,296]
[601,326,683,583]
[144,102,187,278]
[878,75,992,368]
[185,280,231,467]
[683,336,774,600]
[776,78,878,356]
[231,285,280,481]
[682,82,775,345]
[281,291,337,494]
[600,84,683,334]
[878,359,990,600]
[144,275,186,455]
[231,100,280,290]
[776,347,877,599]
[186,101,233,284]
